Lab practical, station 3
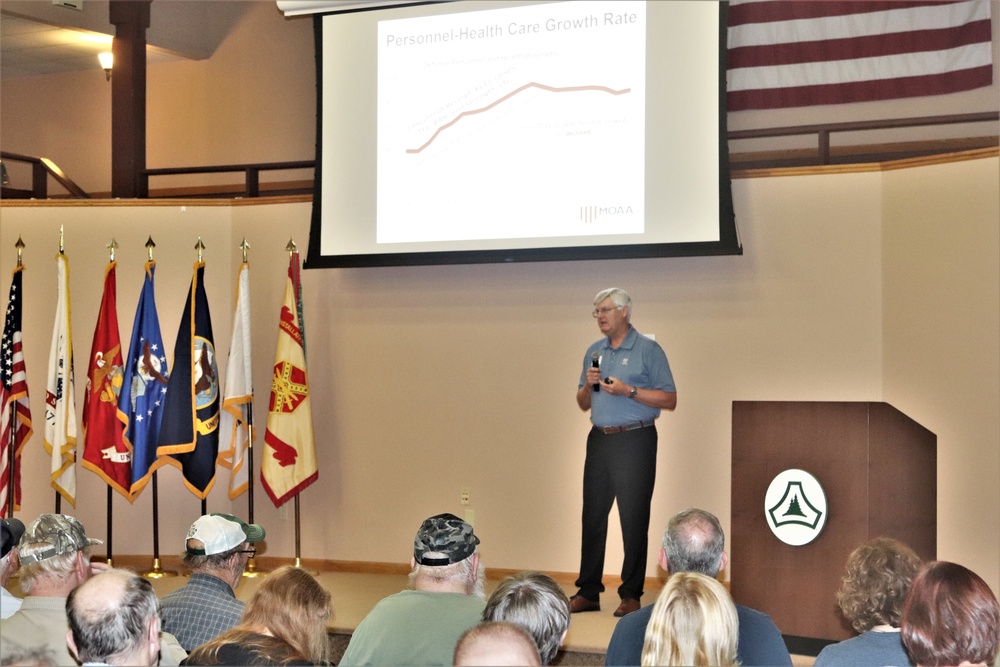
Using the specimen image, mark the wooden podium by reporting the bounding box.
[730,401,936,646]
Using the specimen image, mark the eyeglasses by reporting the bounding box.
[241,547,256,558]
[592,306,623,318]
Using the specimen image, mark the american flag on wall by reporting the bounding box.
[727,0,994,111]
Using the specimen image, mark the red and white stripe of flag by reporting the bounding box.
[727,0,993,111]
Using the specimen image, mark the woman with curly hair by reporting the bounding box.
[640,572,738,667]
[184,566,332,665]
[814,537,922,667]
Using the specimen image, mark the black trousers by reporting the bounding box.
[575,424,657,601]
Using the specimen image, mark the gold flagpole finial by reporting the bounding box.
[240,237,250,264]
[195,237,206,263]
[15,236,24,267]
[145,236,156,262]
[285,238,297,256]
[107,238,119,263]
[59,225,65,254]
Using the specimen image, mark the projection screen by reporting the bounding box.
[303,0,741,268]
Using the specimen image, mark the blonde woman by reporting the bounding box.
[641,572,739,666]
[185,566,332,665]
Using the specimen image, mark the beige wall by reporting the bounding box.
[2,155,996,601]
[881,157,1000,589]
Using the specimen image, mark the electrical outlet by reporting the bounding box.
[460,487,471,506]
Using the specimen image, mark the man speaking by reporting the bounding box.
[572,288,676,618]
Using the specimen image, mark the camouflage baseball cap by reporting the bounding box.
[413,513,480,566]
[18,514,103,566]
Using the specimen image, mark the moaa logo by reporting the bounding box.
[764,468,827,546]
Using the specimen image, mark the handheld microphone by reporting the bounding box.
[591,351,600,392]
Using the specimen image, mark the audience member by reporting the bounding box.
[605,508,791,666]
[641,571,738,667]
[901,561,1000,667]
[1,517,25,619]
[184,565,332,666]
[454,621,542,667]
[0,514,107,665]
[339,513,486,666]
[815,537,922,666]
[482,571,570,665]
[160,513,265,651]
[66,568,161,666]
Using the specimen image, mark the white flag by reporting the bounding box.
[44,253,77,506]
[218,262,253,499]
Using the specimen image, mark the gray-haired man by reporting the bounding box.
[340,513,486,667]
[67,568,161,666]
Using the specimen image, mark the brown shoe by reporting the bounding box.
[614,598,641,617]
[569,595,600,613]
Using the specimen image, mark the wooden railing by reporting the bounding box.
[729,112,999,169]
[3,113,997,200]
[0,151,90,199]
[142,160,316,199]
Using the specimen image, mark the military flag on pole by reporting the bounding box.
[44,253,77,506]
[0,267,33,515]
[117,261,170,499]
[218,261,253,500]
[82,261,133,500]
[157,262,219,499]
[262,251,317,507]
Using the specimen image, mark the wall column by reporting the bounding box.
[109,1,150,198]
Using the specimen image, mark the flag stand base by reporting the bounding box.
[242,559,269,578]
[292,557,317,576]
[142,558,178,579]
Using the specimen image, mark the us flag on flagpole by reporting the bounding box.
[727,0,993,111]
[262,251,317,508]
[0,267,32,516]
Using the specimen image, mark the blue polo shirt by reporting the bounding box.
[579,325,675,428]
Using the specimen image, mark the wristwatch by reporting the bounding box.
[629,386,638,399]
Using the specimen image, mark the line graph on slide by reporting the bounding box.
[405,83,631,154]
[376,0,646,245]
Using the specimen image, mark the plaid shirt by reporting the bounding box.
[159,573,244,651]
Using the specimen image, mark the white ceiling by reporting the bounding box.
[0,14,184,78]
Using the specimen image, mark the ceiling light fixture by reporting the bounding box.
[98,51,113,81]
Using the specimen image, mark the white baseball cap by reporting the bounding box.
[185,513,265,556]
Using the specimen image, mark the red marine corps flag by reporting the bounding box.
[261,249,317,507]
[82,258,134,500]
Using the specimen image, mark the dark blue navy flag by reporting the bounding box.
[157,262,219,499]
[117,261,169,498]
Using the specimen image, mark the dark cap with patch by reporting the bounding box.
[1,517,25,559]
[413,513,480,566]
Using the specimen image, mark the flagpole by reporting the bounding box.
[104,240,118,567]
[4,238,24,518]
[5,407,13,517]
[284,240,316,576]
[292,494,315,574]
[239,239,266,579]
[54,226,64,516]
[137,238,176,580]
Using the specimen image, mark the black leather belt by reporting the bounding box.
[595,420,655,435]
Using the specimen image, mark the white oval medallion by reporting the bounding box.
[764,468,827,546]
